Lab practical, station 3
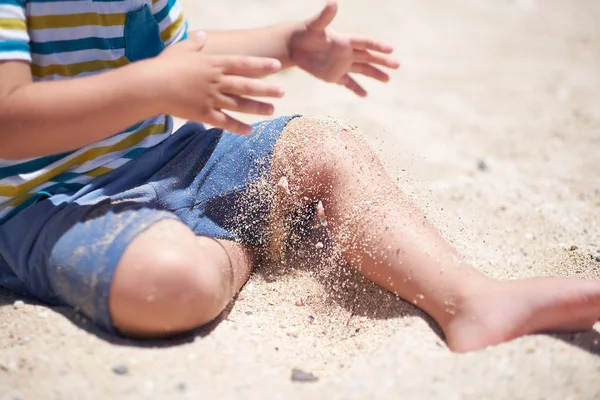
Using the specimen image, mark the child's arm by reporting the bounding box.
[0,37,283,160]
[196,22,300,69]
[0,60,163,160]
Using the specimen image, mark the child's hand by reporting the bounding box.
[290,0,400,97]
[153,33,285,135]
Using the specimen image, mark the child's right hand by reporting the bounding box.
[151,32,285,135]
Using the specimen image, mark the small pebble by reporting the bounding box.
[112,364,129,375]
[13,300,24,309]
[34,353,49,362]
[295,298,305,307]
[595,256,600,263]
[176,382,186,392]
[291,368,319,383]
[307,315,315,323]
[245,311,253,316]
[315,242,324,249]
[476,159,489,171]
[277,176,291,195]
[569,245,578,251]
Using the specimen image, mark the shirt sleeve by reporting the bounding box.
[0,0,30,62]
[152,0,188,47]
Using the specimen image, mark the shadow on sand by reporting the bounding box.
[1,223,599,356]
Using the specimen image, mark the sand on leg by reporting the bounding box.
[269,116,600,352]
[109,219,253,337]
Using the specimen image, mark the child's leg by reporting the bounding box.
[109,219,252,337]
[271,117,600,352]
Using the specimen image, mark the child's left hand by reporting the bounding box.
[289,0,400,97]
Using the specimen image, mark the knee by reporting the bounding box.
[109,220,229,337]
[275,117,369,189]
[285,116,361,155]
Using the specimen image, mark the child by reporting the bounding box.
[0,0,598,353]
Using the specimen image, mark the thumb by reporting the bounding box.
[185,30,207,50]
[305,0,338,31]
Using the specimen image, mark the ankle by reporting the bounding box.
[437,274,498,330]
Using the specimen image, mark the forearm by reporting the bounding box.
[198,22,303,69]
[0,61,161,160]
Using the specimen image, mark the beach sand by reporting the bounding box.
[1,0,600,398]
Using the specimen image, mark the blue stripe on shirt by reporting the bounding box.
[30,36,125,55]
[0,152,73,180]
[0,0,24,7]
[121,147,149,159]
[0,41,29,53]
[50,172,81,183]
[153,0,176,23]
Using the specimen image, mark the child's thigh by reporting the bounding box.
[0,198,179,332]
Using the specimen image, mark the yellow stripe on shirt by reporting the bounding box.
[2,123,169,200]
[160,12,184,43]
[31,56,130,78]
[27,13,126,30]
[6,165,117,207]
[84,166,113,178]
[0,18,26,30]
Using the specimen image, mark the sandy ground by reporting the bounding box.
[2,0,600,398]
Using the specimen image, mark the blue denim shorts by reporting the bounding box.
[0,116,295,332]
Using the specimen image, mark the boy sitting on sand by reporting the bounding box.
[0,0,598,353]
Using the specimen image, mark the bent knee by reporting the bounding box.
[275,117,371,189]
[279,117,371,167]
[109,220,229,337]
[282,116,365,149]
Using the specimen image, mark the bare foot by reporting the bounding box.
[443,277,600,352]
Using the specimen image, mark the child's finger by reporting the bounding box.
[186,31,207,49]
[350,63,390,82]
[206,109,253,135]
[338,74,367,97]
[220,76,285,98]
[215,55,282,76]
[305,0,338,31]
[349,35,394,54]
[355,50,400,69]
[216,94,275,116]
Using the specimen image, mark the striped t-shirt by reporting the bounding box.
[0,0,187,223]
